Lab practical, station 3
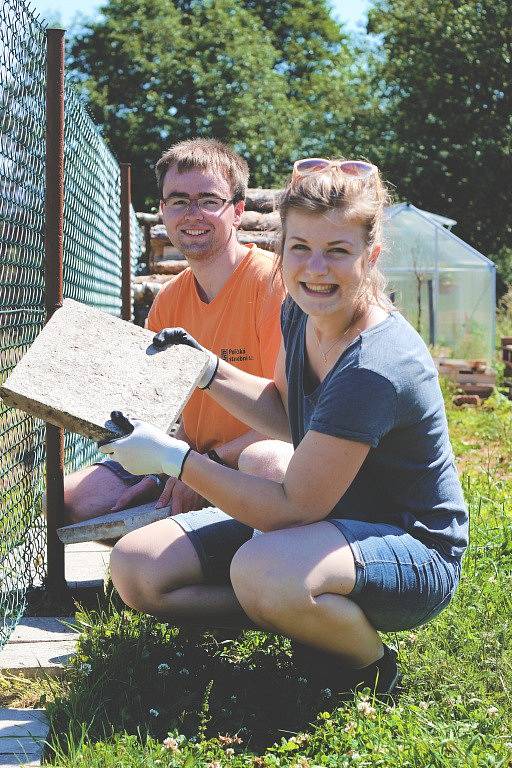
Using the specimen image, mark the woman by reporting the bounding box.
[101,159,468,694]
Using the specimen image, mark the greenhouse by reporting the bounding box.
[383,203,496,362]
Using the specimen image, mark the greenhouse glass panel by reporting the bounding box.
[383,204,495,361]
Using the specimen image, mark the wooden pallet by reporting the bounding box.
[435,358,496,399]
[502,339,512,376]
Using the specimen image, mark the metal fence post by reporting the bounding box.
[45,27,67,595]
[120,163,132,321]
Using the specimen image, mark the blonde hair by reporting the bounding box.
[155,138,249,201]
[274,163,394,315]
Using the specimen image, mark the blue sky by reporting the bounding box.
[28,0,371,32]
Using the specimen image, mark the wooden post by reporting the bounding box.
[120,163,132,321]
[44,27,67,595]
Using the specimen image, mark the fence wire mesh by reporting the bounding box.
[0,0,48,648]
[1,0,143,649]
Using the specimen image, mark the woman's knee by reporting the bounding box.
[110,520,203,613]
[110,532,154,611]
[230,537,309,626]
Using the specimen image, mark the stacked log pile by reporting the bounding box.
[134,189,281,323]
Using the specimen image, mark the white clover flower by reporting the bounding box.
[157,663,170,675]
[487,706,499,717]
[149,708,160,718]
[357,699,376,718]
[163,737,179,752]
[225,748,235,757]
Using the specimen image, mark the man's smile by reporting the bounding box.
[181,228,211,237]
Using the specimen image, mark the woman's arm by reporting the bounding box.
[99,414,369,530]
[181,429,370,531]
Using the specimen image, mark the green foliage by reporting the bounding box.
[67,0,366,208]
[444,386,512,471]
[367,0,512,284]
[497,287,512,342]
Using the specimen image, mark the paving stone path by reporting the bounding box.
[0,541,111,765]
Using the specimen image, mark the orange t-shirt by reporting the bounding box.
[146,245,285,453]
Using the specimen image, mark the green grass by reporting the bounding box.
[12,386,512,766]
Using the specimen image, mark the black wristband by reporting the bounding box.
[177,447,192,480]
[206,448,228,466]
[202,356,219,390]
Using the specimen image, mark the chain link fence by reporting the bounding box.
[1,0,143,649]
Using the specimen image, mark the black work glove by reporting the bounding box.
[153,327,218,389]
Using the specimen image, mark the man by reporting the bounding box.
[62,138,287,523]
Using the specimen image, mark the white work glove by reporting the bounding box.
[98,411,191,478]
[152,327,218,389]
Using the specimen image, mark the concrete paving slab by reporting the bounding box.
[58,501,171,544]
[8,618,77,644]
[0,641,77,676]
[0,709,48,738]
[0,708,48,766]
[65,541,111,553]
[0,298,209,441]
[65,549,110,586]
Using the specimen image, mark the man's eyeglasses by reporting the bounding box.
[161,194,239,214]
[292,158,377,182]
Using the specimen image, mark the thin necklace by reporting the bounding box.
[312,313,362,364]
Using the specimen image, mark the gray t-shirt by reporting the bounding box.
[281,298,468,558]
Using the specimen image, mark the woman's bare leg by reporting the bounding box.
[230,521,383,667]
[110,518,243,620]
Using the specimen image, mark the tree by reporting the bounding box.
[67,0,367,208]
[69,0,299,208]
[368,0,512,286]
[236,0,375,160]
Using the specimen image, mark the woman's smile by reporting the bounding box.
[300,282,339,296]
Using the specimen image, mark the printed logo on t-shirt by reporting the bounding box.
[220,347,255,363]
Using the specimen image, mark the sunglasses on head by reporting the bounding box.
[292,158,378,181]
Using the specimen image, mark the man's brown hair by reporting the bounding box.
[155,138,249,201]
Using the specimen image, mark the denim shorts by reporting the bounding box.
[172,508,462,633]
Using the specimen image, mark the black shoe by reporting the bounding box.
[292,642,401,697]
[343,645,401,696]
